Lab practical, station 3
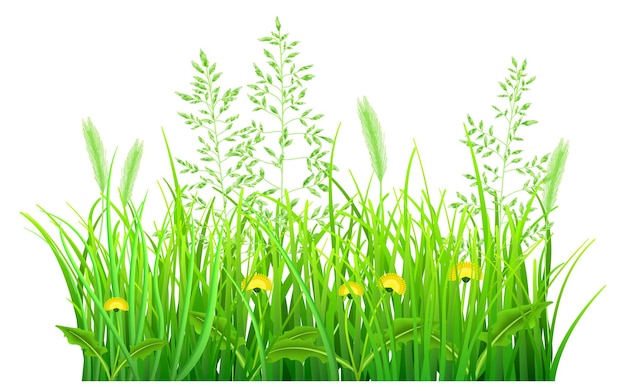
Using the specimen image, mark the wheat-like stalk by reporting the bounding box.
[120,139,144,207]
[82,117,109,193]
[542,138,569,215]
[357,96,387,183]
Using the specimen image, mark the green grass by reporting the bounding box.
[22,44,603,380]
[22,121,603,381]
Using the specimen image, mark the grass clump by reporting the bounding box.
[21,19,603,382]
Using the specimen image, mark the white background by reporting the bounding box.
[1,1,623,389]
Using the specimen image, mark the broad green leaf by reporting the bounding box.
[188,312,244,350]
[56,325,107,358]
[115,339,168,370]
[479,302,552,347]
[276,326,319,343]
[387,318,425,346]
[266,338,328,364]
[475,302,552,378]
[385,318,457,360]
[130,338,167,360]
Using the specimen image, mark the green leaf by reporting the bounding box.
[130,339,167,361]
[263,48,275,61]
[278,326,320,342]
[191,61,204,74]
[199,50,208,67]
[275,16,281,31]
[303,174,314,187]
[387,318,424,346]
[112,338,167,377]
[264,146,277,158]
[188,312,244,350]
[522,120,538,126]
[479,302,552,347]
[475,302,552,378]
[253,63,263,78]
[266,338,328,364]
[56,325,107,358]
[466,114,475,126]
[177,92,195,102]
[386,318,456,359]
[208,63,217,76]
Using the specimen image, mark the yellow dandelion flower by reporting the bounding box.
[339,282,364,299]
[241,274,272,293]
[104,297,129,312]
[448,262,483,283]
[379,273,406,295]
